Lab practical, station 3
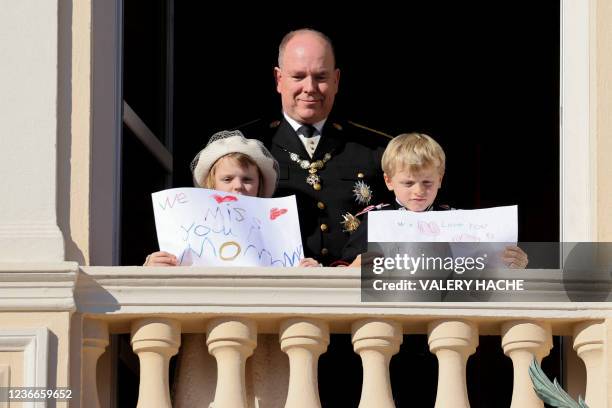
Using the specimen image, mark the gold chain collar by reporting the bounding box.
[284,149,333,191]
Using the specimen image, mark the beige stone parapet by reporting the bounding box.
[67,266,612,407]
[280,318,329,408]
[428,320,478,408]
[502,320,553,408]
[207,318,257,408]
[574,320,605,408]
[352,319,402,408]
[130,318,181,408]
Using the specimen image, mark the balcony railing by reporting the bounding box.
[74,266,610,408]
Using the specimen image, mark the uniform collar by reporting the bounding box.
[282,113,327,135]
[273,117,343,160]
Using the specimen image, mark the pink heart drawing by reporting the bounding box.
[269,207,288,220]
[212,194,238,203]
[417,220,441,236]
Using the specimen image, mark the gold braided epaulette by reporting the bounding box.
[346,120,393,140]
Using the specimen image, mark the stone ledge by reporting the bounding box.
[76,267,612,317]
[0,262,78,311]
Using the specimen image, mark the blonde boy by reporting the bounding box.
[382,133,445,212]
[342,133,527,268]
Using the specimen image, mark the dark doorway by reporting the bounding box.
[121,2,560,263]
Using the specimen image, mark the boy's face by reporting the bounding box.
[212,156,260,197]
[384,165,442,211]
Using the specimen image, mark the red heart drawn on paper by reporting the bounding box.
[269,208,288,220]
[212,194,238,203]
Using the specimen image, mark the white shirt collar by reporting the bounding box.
[396,197,434,212]
[283,112,327,135]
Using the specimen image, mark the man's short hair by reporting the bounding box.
[277,28,336,68]
[381,133,446,176]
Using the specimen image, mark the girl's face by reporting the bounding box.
[211,156,260,197]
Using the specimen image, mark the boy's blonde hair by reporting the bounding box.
[381,133,446,177]
[203,152,265,196]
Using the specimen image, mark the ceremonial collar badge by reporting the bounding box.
[285,150,332,191]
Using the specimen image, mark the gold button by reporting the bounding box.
[321,248,329,255]
[320,223,328,232]
[313,183,321,191]
[317,201,325,210]
[357,172,365,178]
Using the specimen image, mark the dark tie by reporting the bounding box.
[298,124,317,138]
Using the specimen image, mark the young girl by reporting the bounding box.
[144,129,319,267]
[144,130,319,405]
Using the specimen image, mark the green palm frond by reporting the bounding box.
[528,359,588,408]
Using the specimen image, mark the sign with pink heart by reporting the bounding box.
[368,205,518,243]
[368,206,518,269]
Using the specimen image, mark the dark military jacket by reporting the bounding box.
[238,118,392,265]
[341,200,453,263]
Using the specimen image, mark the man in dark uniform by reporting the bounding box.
[239,29,392,265]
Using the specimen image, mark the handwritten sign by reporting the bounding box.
[368,206,518,267]
[368,205,517,242]
[152,188,303,267]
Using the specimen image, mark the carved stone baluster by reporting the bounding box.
[352,319,402,408]
[131,318,181,408]
[280,318,329,408]
[574,321,605,408]
[82,319,109,408]
[207,318,257,408]
[428,320,478,408]
[502,320,552,408]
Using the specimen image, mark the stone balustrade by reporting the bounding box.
[67,266,612,407]
[81,315,606,408]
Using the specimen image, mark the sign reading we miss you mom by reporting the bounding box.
[152,188,304,267]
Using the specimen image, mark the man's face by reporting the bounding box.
[274,33,340,124]
[384,165,443,212]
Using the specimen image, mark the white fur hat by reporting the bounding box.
[190,130,279,198]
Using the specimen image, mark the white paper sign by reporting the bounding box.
[152,188,304,267]
[368,206,518,267]
[368,205,518,242]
